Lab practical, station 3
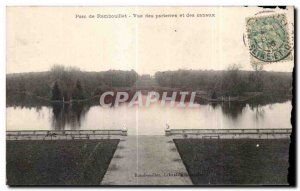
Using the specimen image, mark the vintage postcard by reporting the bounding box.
[6,6,294,186]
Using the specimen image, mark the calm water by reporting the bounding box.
[6,100,292,135]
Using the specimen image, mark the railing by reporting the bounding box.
[165,128,292,139]
[7,129,127,140]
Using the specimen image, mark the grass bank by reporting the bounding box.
[7,139,119,185]
[174,139,290,185]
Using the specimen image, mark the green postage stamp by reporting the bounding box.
[246,13,293,64]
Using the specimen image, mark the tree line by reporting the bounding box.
[154,65,292,96]
[7,65,139,101]
[6,64,292,102]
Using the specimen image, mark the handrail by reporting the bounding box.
[7,129,125,132]
[165,128,292,136]
[6,129,128,139]
[168,128,291,131]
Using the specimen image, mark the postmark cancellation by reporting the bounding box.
[246,13,293,65]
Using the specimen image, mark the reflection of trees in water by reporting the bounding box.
[248,103,267,122]
[254,106,265,121]
[211,95,290,121]
[219,102,246,119]
[51,103,88,130]
[247,95,291,122]
[6,94,91,130]
[7,93,291,129]
[7,94,49,108]
[216,102,266,121]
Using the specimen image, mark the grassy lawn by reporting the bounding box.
[7,139,119,185]
[174,139,290,185]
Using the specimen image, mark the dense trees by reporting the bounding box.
[6,66,139,101]
[6,64,292,101]
[72,80,85,100]
[51,81,62,101]
[50,65,83,101]
[154,68,292,96]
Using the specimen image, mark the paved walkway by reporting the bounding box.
[101,136,192,185]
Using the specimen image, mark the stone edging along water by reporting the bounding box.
[6,129,127,140]
[6,128,292,140]
[165,128,292,139]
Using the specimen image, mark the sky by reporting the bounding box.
[6,7,294,74]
